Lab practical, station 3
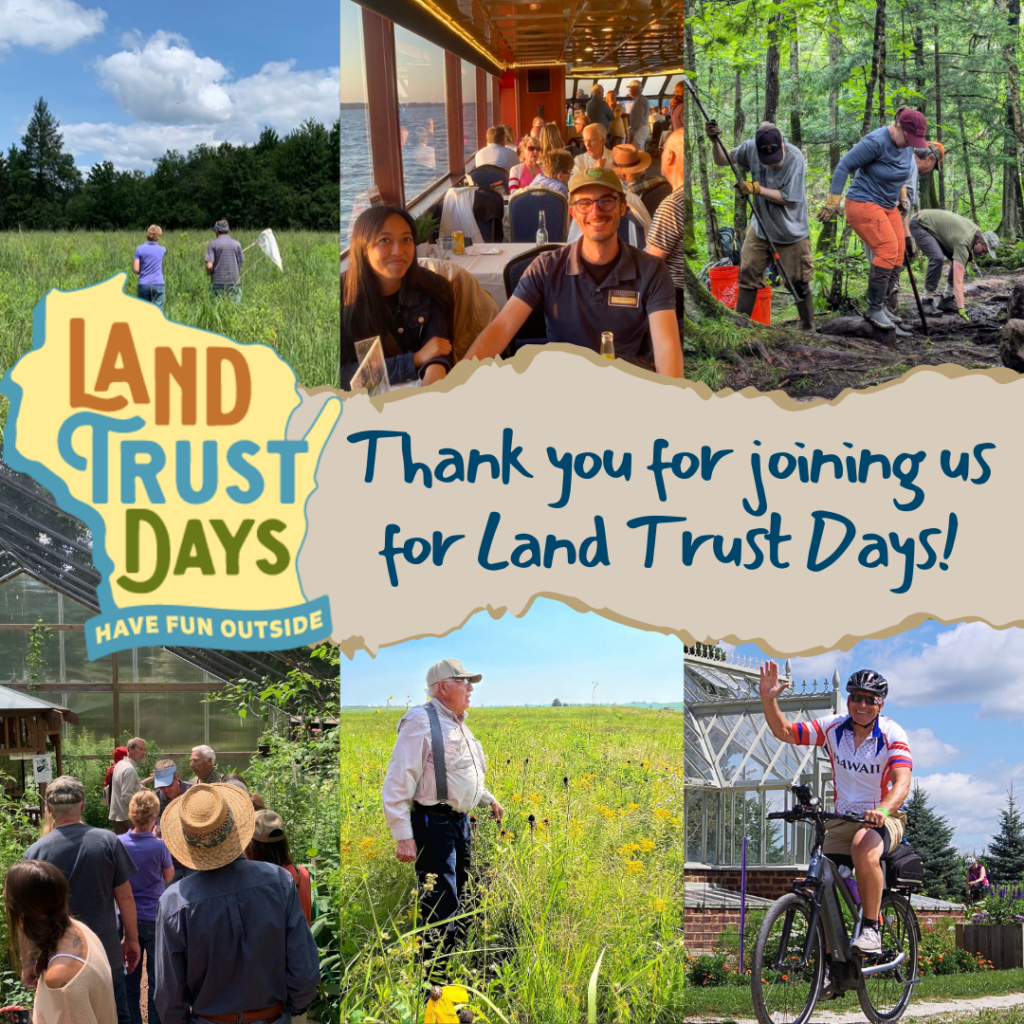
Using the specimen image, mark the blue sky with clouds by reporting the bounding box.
[340,597,687,709]
[0,0,339,171]
[723,621,1024,853]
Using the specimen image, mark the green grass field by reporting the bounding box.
[339,705,686,1023]
[683,965,1024,1019]
[0,230,339,431]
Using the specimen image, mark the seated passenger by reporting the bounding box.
[610,143,650,194]
[574,123,609,173]
[567,115,588,158]
[525,149,574,197]
[341,207,454,390]
[539,122,565,157]
[509,139,543,193]
[464,168,682,377]
[475,126,518,172]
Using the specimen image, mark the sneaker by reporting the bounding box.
[852,925,882,955]
[938,294,959,313]
[921,297,939,315]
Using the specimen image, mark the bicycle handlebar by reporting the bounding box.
[767,808,870,826]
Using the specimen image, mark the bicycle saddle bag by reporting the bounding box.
[884,840,924,888]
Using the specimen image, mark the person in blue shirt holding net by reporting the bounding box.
[133,225,167,308]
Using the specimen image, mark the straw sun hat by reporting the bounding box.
[161,783,255,871]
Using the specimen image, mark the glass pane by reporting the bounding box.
[63,633,112,684]
[61,594,93,625]
[134,647,205,684]
[0,574,59,624]
[0,630,60,686]
[395,27,447,201]
[461,61,476,164]
[598,78,618,95]
[486,77,493,130]
[63,692,115,744]
[207,705,262,756]
[136,692,206,753]
[340,0,372,249]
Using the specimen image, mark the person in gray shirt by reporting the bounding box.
[155,783,318,1024]
[707,121,816,331]
[626,80,650,151]
[205,219,244,301]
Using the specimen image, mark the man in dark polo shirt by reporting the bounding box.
[465,167,682,377]
[205,219,244,301]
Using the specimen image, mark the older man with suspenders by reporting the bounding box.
[383,659,504,966]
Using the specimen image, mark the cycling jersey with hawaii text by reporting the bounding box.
[791,714,913,816]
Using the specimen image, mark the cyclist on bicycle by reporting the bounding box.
[966,856,989,902]
[760,663,913,955]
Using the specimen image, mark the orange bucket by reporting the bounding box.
[707,265,772,326]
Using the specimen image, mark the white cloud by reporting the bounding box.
[877,622,1024,718]
[62,32,340,169]
[905,727,961,769]
[0,0,106,53]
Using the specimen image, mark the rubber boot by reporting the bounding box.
[865,265,895,329]
[886,267,904,322]
[938,292,959,313]
[735,286,758,319]
[793,289,816,332]
[921,295,939,316]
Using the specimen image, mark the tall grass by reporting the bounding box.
[0,230,340,430]
[339,705,686,1023]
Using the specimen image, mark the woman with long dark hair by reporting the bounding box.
[342,206,455,390]
[4,860,116,1022]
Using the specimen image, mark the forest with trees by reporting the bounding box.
[682,0,1024,395]
[0,99,340,232]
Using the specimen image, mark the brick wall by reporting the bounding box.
[686,907,742,953]
[686,867,804,900]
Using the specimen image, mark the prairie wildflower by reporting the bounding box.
[625,860,644,875]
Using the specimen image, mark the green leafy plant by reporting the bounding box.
[25,618,54,691]
[414,211,440,245]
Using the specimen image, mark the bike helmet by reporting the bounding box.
[845,670,888,701]
[965,855,976,866]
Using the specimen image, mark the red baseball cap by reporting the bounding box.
[897,108,927,148]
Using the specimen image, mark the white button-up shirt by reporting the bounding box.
[382,699,494,841]
[108,757,142,821]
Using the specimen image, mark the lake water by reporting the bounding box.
[343,103,477,247]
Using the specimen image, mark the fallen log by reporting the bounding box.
[1000,319,1024,373]
[817,316,898,346]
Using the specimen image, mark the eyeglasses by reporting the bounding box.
[847,693,882,706]
[526,146,541,152]
[570,196,620,213]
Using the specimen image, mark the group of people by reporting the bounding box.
[130,220,246,309]
[341,124,690,387]
[704,105,999,333]
[5,740,317,1024]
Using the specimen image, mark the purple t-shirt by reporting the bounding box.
[135,241,167,286]
[118,830,172,921]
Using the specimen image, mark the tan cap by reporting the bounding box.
[629,79,642,88]
[426,659,482,687]
[253,809,287,843]
[568,166,625,196]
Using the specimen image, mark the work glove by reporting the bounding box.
[897,186,909,213]
[817,194,843,223]
[704,119,724,143]
[957,308,970,322]
[735,180,761,197]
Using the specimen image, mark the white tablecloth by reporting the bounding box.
[423,243,556,307]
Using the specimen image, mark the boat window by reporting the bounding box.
[395,26,449,203]
[462,60,477,164]
[340,2,371,249]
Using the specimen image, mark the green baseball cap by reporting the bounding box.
[568,166,626,196]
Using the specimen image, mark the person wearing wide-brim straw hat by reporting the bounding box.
[153,785,319,1024]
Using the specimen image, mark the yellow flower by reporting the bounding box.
[625,860,644,875]
[670,816,681,825]
[628,802,639,811]
[512,793,522,803]
[617,843,640,857]
[653,808,672,821]
[653,899,668,913]
[597,805,616,820]
[639,838,656,852]
[529,793,541,804]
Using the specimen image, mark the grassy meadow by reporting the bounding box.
[0,230,340,430]
[339,705,686,1024]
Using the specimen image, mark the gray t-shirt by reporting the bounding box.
[731,138,810,245]
[205,234,244,285]
[25,823,138,983]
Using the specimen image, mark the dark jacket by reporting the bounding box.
[585,95,613,131]
[341,268,453,390]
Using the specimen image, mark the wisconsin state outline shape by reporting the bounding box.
[0,275,340,620]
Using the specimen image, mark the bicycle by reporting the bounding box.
[750,784,921,1024]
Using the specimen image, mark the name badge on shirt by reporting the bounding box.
[608,289,640,307]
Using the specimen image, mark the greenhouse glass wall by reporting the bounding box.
[684,644,839,869]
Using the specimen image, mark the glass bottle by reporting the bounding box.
[536,210,548,245]
[600,332,615,360]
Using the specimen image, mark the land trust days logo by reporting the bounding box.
[0,275,341,659]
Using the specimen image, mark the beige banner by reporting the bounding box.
[293,348,1024,657]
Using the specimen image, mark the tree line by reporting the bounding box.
[0,98,340,232]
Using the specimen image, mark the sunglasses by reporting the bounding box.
[526,146,541,152]
[847,693,882,706]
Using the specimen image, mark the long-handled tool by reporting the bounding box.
[902,237,929,336]
[683,75,799,304]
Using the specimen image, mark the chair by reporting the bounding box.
[439,187,486,245]
[417,259,499,362]
[508,187,570,243]
[472,186,505,243]
[502,243,563,352]
[617,210,647,249]
[639,179,672,219]
[468,163,509,193]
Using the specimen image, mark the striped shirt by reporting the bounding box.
[647,184,687,290]
[792,714,913,817]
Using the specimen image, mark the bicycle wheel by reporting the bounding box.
[751,892,826,1024]
[857,891,919,1023]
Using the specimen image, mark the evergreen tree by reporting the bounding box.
[904,784,962,899]
[987,786,1024,885]
[18,97,81,225]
